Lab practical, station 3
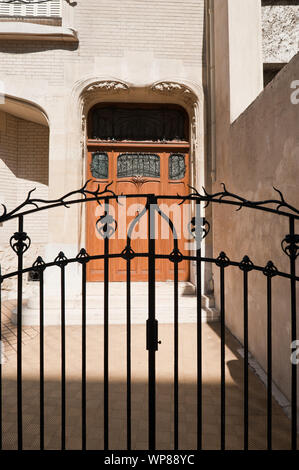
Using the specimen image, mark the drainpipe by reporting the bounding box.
[207,0,216,183]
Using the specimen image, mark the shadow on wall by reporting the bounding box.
[0,40,79,54]
[0,112,49,187]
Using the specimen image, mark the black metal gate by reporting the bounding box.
[0,181,298,450]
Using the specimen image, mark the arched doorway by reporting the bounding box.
[86,103,191,282]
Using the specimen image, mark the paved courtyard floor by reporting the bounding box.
[1,301,297,450]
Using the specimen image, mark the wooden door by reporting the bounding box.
[86,144,190,282]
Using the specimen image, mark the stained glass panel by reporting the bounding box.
[117,153,160,178]
[169,153,186,180]
[90,152,108,179]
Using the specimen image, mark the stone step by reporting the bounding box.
[12,304,219,326]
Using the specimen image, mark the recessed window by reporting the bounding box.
[90,152,108,179]
[90,105,188,142]
[117,153,160,178]
[169,154,186,180]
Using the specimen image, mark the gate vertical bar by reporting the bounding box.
[266,275,272,451]
[126,255,131,450]
[196,200,202,450]
[148,195,156,450]
[82,262,87,450]
[220,265,226,450]
[104,197,109,450]
[61,264,66,450]
[174,253,179,450]
[289,216,297,451]
[243,269,249,451]
[17,215,24,450]
[39,269,45,450]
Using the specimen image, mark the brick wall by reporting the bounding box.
[0,111,49,247]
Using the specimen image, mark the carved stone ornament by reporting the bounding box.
[86,81,129,93]
[151,82,193,102]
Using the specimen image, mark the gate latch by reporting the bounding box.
[146,319,161,351]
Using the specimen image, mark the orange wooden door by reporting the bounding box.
[86,145,190,282]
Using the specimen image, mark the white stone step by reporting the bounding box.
[11,281,219,326]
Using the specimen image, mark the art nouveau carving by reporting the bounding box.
[86,81,129,93]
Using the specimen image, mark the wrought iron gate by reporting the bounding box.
[0,181,298,450]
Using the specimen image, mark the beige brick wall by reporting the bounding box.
[0,1,205,86]
[0,111,49,248]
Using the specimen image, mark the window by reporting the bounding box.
[0,0,62,18]
[90,152,109,179]
[90,105,189,142]
[117,153,160,178]
[169,154,186,180]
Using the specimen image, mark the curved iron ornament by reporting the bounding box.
[179,183,299,218]
[216,251,230,268]
[76,248,90,264]
[96,211,117,239]
[54,251,68,268]
[10,231,31,255]
[263,260,278,278]
[32,255,46,272]
[1,181,298,224]
[188,216,210,241]
[281,234,299,260]
[123,196,184,263]
[239,256,254,272]
[0,180,116,224]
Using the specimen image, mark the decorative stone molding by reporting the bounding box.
[151,81,195,104]
[86,80,129,93]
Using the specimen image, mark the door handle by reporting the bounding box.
[146,319,161,351]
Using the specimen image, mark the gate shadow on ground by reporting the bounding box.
[1,323,294,450]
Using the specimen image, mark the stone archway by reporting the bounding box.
[70,77,212,293]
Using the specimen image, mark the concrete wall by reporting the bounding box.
[228,0,264,122]
[262,3,299,63]
[213,14,299,403]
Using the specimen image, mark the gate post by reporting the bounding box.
[282,216,298,450]
[147,195,157,451]
[9,215,31,450]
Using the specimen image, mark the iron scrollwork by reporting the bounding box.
[30,256,46,281]
[76,248,90,264]
[10,231,31,255]
[54,251,68,268]
[184,183,299,217]
[121,246,136,261]
[96,212,117,239]
[263,260,278,278]
[239,255,254,272]
[216,252,230,268]
[169,248,183,264]
[0,180,116,224]
[281,234,299,260]
[188,216,210,241]
[1,182,298,225]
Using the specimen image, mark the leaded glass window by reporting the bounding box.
[90,152,108,179]
[117,153,160,178]
[169,153,186,180]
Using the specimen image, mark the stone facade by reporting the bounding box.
[0,0,208,297]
